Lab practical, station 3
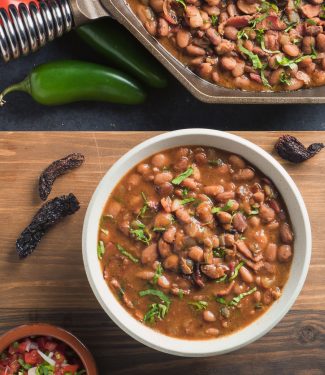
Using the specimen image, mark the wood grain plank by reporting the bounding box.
[0,131,323,312]
[0,308,323,375]
[0,131,324,375]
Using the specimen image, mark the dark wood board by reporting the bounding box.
[0,132,324,375]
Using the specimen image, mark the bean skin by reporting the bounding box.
[154,171,173,185]
[233,168,255,182]
[259,203,276,223]
[186,44,206,56]
[278,245,292,262]
[239,266,254,283]
[141,243,158,264]
[224,26,239,41]
[280,222,293,244]
[152,153,169,168]
[176,29,191,48]
[282,43,300,57]
[164,254,179,270]
[203,310,217,322]
[188,246,204,262]
[220,56,237,71]
[229,154,246,169]
[203,185,224,195]
[264,243,277,262]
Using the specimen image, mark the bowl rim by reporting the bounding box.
[82,128,312,357]
[0,323,98,374]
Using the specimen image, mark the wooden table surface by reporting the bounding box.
[0,131,324,375]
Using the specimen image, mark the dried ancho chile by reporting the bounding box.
[275,135,324,163]
[39,153,85,200]
[16,194,80,259]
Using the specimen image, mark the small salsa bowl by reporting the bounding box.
[0,323,98,374]
[82,129,311,357]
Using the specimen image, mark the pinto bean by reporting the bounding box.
[197,63,213,79]
[206,28,222,46]
[137,5,157,35]
[152,153,169,168]
[203,185,224,196]
[280,222,293,244]
[239,266,254,283]
[157,182,173,196]
[141,243,158,264]
[157,17,169,37]
[154,212,173,227]
[302,36,315,54]
[154,171,173,185]
[220,56,237,71]
[264,243,277,262]
[188,246,204,262]
[216,191,235,201]
[206,328,219,336]
[237,0,259,14]
[203,310,217,322]
[224,26,239,41]
[278,245,293,262]
[107,200,122,218]
[231,60,245,77]
[158,238,172,258]
[196,201,213,223]
[136,270,155,280]
[186,44,206,56]
[176,208,192,223]
[186,5,204,28]
[253,290,261,302]
[229,154,246,169]
[233,168,255,182]
[163,254,179,271]
[215,39,235,55]
[163,225,177,243]
[149,0,163,12]
[282,43,300,57]
[217,211,232,224]
[201,264,225,279]
[316,33,325,52]
[300,4,321,18]
[212,71,220,83]
[176,29,191,48]
[182,177,198,190]
[259,203,276,223]
[232,212,248,233]
[285,77,304,90]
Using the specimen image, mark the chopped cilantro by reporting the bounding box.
[216,287,257,306]
[175,0,186,9]
[238,44,262,69]
[139,288,171,305]
[172,167,194,185]
[143,303,168,323]
[229,261,245,281]
[215,274,228,283]
[152,263,164,284]
[97,240,105,260]
[130,220,151,245]
[188,300,208,311]
[211,14,218,26]
[116,244,139,263]
[180,197,196,205]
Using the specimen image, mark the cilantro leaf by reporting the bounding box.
[188,300,208,311]
[97,240,105,260]
[172,167,194,185]
[116,244,139,263]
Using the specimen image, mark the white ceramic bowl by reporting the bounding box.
[82,129,311,357]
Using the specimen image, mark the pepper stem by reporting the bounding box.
[0,77,31,107]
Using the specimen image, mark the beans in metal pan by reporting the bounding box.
[129,0,325,92]
[98,146,294,340]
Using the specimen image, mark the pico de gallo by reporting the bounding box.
[0,336,86,375]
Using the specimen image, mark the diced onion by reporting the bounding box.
[29,342,38,350]
[28,368,37,375]
[37,350,56,366]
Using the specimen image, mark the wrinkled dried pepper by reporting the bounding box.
[16,194,80,259]
[275,135,324,163]
[39,153,85,200]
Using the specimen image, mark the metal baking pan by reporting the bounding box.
[1,0,325,103]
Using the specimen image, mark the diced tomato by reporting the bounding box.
[54,351,66,364]
[24,350,41,365]
[44,341,58,352]
[62,364,79,373]
[17,340,29,353]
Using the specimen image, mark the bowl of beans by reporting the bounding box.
[82,128,311,357]
[0,323,97,374]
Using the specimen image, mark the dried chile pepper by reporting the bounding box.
[275,135,324,163]
[39,153,85,200]
[16,194,80,259]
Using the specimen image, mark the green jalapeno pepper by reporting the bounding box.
[76,19,168,88]
[0,60,146,106]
